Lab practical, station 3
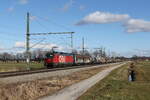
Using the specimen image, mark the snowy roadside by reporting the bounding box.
[39,63,126,100]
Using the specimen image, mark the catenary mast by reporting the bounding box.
[25,12,74,69]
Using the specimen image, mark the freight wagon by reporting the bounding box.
[44,52,92,68]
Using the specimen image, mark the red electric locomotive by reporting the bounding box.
[44,52,74,68]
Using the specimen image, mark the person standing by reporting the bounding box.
[128,63,136,81]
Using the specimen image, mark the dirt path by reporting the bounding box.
[39,63,126,100]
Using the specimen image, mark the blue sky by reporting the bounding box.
[0,0,150,57]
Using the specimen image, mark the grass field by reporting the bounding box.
[78,61,150,100]
[0,61,44,72]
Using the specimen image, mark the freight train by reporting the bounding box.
[44,51,110,68]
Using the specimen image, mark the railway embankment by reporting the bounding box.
[0,63,124,100]
[0,63,119,84]
[39,63,126,100]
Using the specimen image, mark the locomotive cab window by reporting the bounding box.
[46,53,53,58]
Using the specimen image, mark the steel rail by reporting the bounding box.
[0,63,120,78]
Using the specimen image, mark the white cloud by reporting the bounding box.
[32,43,58,50]
[124,19,150,33]
[134,49,150,56]
[14,41,65,51]
[30,16,37,21]
[6,0,29,12]
[76,11,130,25]
[19,0,28,5]
[120,49,150,57]
[76,11,150,33]
[61,0,75,11]
[15,42,25,48]
[79,5,85,11]
[7,7,14,12]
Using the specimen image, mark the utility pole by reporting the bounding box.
[25,12,74,70]
[71,33,73,52]
[82,37,85,63]
[82,37,84,55]
[26,12,30,69]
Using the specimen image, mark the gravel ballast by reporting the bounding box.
[0,63,123,100]
[0,63,119,85]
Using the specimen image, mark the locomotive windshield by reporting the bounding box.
[46,53,53,58]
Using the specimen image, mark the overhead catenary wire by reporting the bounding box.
[30,32,74,35]
[34,15,74,32]
[29,14,74,51]
[25,12,75,68]
[30,38,46,49]
[32,17,51,32]
[30,13,75,50]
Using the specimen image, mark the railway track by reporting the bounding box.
[0,64,110,78]
[0,63,122,78]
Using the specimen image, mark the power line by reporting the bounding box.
[25,12,75,70]
[30,13,75,51]
[32,18,50,32]
[34,15,74,32]
[30,38,45,49]
[30,32,74,35]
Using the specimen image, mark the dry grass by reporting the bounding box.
[0,65,110,100]
[0,62,44,72]
[78,61,150,100]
